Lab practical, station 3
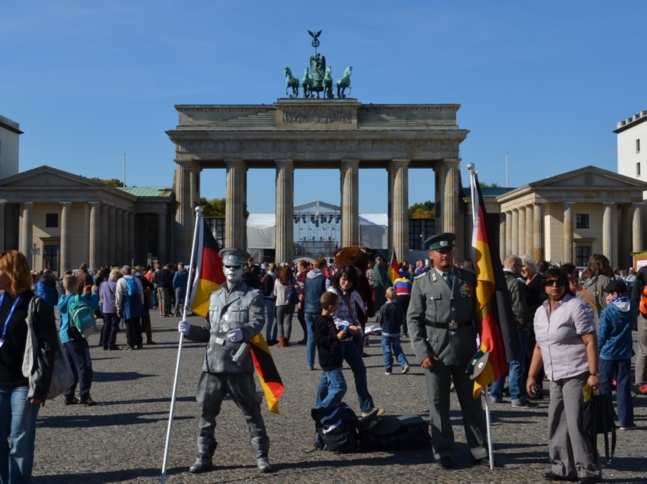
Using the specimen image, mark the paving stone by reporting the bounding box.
[31,313,647,483]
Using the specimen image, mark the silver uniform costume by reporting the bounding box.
[185,282,268,462]
[407,267,488,461]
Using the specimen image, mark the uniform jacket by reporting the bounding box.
[186,282,264,374]
[407,267,477,366]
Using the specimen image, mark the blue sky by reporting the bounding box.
[2,1,646,213]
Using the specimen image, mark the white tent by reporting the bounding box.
[246,200,388,250]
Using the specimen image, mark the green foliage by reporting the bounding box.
[479,181,502,188]
[409,201,435,219]
[200,197,226,217]
[91,177,124,188]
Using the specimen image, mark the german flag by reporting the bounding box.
[387,248,400,284]
[470,170,522,398]
[249,334,284,414]
[189,219,226,318]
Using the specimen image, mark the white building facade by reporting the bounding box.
[0,115,22,180]
[615,110,647,246]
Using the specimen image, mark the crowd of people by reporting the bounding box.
[2,241,647,483]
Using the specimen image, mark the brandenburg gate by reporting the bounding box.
[166,98,469,262]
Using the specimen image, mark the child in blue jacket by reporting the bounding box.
[378,287,410,375]
[599,279,638,430]
[58,274,99,406]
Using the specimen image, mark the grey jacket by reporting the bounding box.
[407,267,478,366]
[504,271,530,331]
[186,282,265,374]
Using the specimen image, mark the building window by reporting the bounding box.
[575,214,589,229]
[637,139,641,153]
[638,162,641,177]
[576,246,590,267]
[45,213,59,228]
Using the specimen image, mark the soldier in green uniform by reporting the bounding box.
[407,233,490,468]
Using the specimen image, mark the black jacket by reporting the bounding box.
[378,300,404,334]
[314,315,343,371]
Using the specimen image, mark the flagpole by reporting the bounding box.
[161,206,203,483]
[468,163,494,471]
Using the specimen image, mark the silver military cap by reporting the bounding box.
[219,248,250,267]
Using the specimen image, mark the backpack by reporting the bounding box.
[126,276,140,296]
[67,295,97,340]
[639,285,647,317]
[358,414,431,450]
[312,403,359,453]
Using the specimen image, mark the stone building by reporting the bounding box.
[493,165,647,269]
[615,109,647,245]
[0,166,173,275]
[0,115,21,180]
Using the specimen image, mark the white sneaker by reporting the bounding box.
[402,366,410,374]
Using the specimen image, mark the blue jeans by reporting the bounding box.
[63,340,93,400]
[381,335,409,370]
[315,368,347,409]
[304,312,318,366]
[0,385,40,484]
[600,358,633,427]
[491,329,528,404]
[341,341,375,412]
[263,298,277,341]
[150,290,157,309]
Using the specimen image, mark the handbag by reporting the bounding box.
[22,296,74,400]
[582,387,616,463]
[288,280,300,305]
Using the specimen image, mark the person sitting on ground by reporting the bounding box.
[378,287,410,375]
[314,291,348,408]
[599,279,638,430]
[58,275,99,406]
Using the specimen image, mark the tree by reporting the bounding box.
[479,181,502,189]
[409,201,435,219]
[199,197,226,217]
[91,177,124,188]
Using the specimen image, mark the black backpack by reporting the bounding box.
[358,414,432,450]
[312,403,359,453]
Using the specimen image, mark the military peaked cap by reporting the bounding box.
[424,232,456,251]
[219,248,250,267]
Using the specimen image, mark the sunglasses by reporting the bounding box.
[225,265,241,270]
[545,279,566,287]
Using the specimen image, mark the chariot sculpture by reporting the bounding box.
[283,30,353,99]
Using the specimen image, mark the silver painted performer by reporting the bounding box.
[178,248,272,474]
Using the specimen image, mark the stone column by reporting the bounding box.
[525,205,534,258]
[505,210,512,256]
[121,210,129,263]
[443,159,460,234]
[0,201,5,252]
[390,159,410,261]
[518,206,526,256]
[190,161,201,214]
[563,202,574,263]
[115,209,123,264]
[602,202,614,265]
[225,159,247,249]
[20,202,33,256]
[89,202,100,270]
[60,202,71,274]
[511,209,519,255]
[632,202,643,253]
[108,206,116,265]
[128,211,135,263]
[499,212,506,262]
[434,162,446,235]
[174,160,192,262]
[158,211,167,263]
[100,204,108,266]
[387,164,394,251]
[341,159,360,247]
[275,159,294,264]
[533,203,543,262]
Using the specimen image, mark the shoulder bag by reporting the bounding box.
[22,297,74,400]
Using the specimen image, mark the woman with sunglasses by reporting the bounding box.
[0,250,58,483]
[527,268,601,484]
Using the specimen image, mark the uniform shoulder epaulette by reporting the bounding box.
[414,272,428,280]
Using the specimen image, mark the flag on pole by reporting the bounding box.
[470,170,522,398]
[189,219,226,318]
[249,334,285,414]
[387,248,400,284]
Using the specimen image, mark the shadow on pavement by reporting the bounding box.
[35,466,186,483]
[37,411,192,428]
[93,371,154,383]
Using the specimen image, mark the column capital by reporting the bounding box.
[389,158,411,168]
[443,158,460,167]
[632,201,645,207]
[23,201,33,207]
[59,201,71,207]
[563,201,575,208]
[275,159,294,168]
[89,201,101,207]
[341,159,360,168]
[602,202,616,207]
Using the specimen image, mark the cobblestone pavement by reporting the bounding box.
[32,312,647,484]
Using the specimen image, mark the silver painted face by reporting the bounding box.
[223,264,244,284]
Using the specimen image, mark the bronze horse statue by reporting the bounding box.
[284,67,299,98]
